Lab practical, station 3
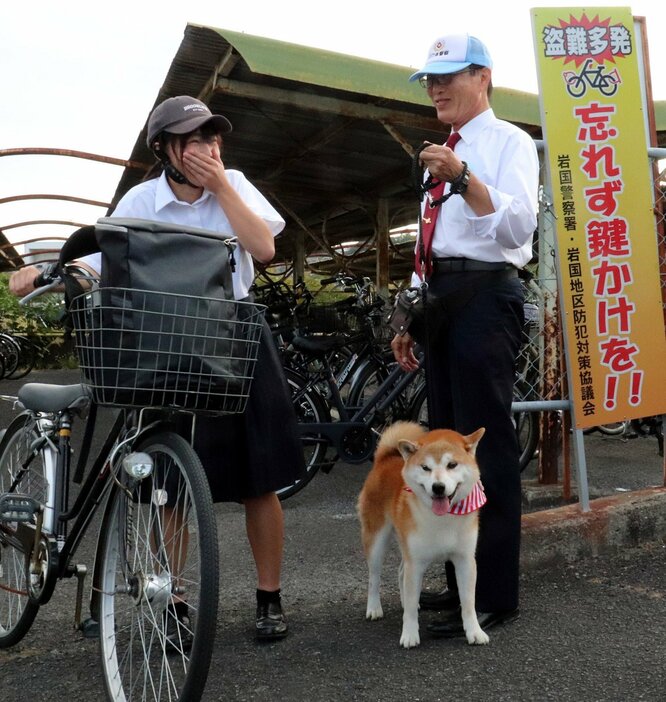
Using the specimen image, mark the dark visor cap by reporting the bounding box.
[146,95,232,147]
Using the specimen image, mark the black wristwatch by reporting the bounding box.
[449,161,471,195]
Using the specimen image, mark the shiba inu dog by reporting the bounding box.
[357,421,489,649]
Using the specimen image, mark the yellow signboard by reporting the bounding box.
[532,7,666,428]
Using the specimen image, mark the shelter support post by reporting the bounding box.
[376,198,389,297]
[292,229,305,284]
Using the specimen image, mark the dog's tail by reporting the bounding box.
[375,421,425,462]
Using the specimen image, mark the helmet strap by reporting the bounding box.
[151,138,198,188]
[164,160,193,186]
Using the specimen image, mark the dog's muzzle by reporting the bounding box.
[431,482,458,501]
[432,482,446,497]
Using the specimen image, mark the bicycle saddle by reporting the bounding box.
[290,333,348,356]
[18,383,92,413]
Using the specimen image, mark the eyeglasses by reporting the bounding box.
[418,68,475,89]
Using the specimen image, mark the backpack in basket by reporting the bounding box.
[63,218,264,414]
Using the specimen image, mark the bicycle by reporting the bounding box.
[0,263,265,700]
[0,332,20,379]
[563,58,621,98]
[281,332,539,499]
[282,344,426,499]
[284,274,392,397]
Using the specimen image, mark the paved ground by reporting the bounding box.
[1,369,664,701]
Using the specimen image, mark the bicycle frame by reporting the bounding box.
[294,354,424,464]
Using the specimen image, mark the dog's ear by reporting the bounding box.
[463,427,485,456]
[397,439,420,460]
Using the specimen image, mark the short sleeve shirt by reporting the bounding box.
[80,170,285,299]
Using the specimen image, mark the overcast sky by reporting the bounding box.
[2,0,664,252]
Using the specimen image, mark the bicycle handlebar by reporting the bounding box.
[19,263,63,306]
[33,262,61,288]
[19,263,98,306]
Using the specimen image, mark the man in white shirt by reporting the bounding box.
[392,34,539,636]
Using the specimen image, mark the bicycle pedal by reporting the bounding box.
[0,493,41,522]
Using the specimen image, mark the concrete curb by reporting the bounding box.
[521,486,666,568]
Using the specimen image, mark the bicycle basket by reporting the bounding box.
[69,288,266,414]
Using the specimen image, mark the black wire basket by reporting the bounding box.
[69,287,266,414]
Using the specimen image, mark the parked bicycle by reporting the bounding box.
[284,274,391,392]
[282,342,426,499]
[281,327,539,500]
[0,254,265,700]
[0,331,38,380]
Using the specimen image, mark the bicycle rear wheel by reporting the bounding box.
[583,421,627,436]
[278,368,331,500]
[97,430,218,702]
[0,415,53,647]
[0,334,21,379]
[6,335,37,380]
[512,382,540,472]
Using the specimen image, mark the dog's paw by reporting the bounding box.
[400,628,420,649]
[366,605,384,620]
[466,628,490,645]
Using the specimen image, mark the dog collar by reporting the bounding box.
[403,481,487,515]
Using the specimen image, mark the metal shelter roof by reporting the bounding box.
[3,25,666,278]
[111,24,543,279]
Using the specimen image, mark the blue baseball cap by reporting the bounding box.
[409,34,493,82]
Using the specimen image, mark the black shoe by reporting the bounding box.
[419,588,460,611]
[427,608,520,638]
[79,617,99,639]
[256,600,289,641]
[165,601,194,653]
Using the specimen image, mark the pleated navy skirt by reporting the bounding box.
[192,318,306,502]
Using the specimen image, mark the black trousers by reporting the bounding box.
[424,270,525,612]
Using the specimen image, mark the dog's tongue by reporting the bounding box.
[432,496,450,516]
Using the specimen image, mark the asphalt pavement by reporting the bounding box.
[0,369,664,701]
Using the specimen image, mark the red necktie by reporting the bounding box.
[415,131,462,278]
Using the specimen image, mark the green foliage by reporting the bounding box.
[0,273,65,334]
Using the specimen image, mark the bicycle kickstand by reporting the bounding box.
[72,563,89,632]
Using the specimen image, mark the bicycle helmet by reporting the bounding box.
[146,95,232,149]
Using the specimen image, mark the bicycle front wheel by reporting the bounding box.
[0,415,53,648]
[97,430,218,702]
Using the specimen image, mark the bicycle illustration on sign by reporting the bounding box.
[562,58,621,98]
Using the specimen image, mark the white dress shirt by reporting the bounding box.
[80,170,285,299]
[413,108,539,285]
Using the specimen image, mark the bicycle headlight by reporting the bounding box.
[122,452,154,480]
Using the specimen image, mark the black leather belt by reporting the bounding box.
[431,257,513,273]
